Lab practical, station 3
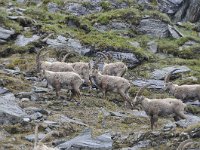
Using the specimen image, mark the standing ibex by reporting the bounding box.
[61,52,92,88]
[164,69,200,101]
[41,70,84,101]
[133,84,187,130]
[96,52,127,77]
[90,64,133,108]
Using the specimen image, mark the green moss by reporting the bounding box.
[143,10,171,23]
[100,1,112,11]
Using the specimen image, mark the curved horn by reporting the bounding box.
[96,52,109,62]
[135,83,154,97]
[164,69,180,83]
[62,52,78,62]
[36,47,46,73]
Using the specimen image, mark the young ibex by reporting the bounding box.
[61,52,92,88]
[36,47,74,73]
[90,66,133,108]
[96,52,127,77]
[41,70,84,101]
[164,69,200,101]
[133,84,187,130]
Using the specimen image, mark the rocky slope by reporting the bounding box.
[0,0,200,150]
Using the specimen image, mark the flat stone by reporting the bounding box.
[0,93,27,125]
[147,41,157,53]
[132,79,165,89]
[57,128,112,150]
[0,87,9,94]
[176,115,200,128]
[25,133,45,142]
[151,66,191,80]
[15,35,40,46]
[0,27,15,41]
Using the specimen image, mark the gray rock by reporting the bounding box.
[129,41,140,48]
[163,122,176,131]
[185,100,200,107]
[24,107,49,115]
[179,40,198,50]
[30,112,43,120]
[132,79,165,89]
[147,41,157,53]
[137,19,170,38]
[32,86,49,93]
[107,51,140,68]
[0,93,26,125]
[57,128,112,150]
[15,91,32,99]
[64,3,88,16]
[0,87,9,94]
[15,35,40,46]
[110,111,127,118]
[47,2,60,13]
[0,27,15,42]
[176,115,200,128]
[151,66,191,80]
[174,0,200,23]
[168,25,183,39]
[46,36,91,55]
[25,133,45,142]
[3,67,21,75]
[129,110,148,118]
[157,0,184,15]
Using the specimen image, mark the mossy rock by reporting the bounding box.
[186,105,200,115]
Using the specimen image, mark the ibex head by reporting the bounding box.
[164,69,179,90]
[133,84,154,105]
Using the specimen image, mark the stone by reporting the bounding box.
[47,2,60,13]
[132,79,165,89]
[30,112,43,120]
[147,41,157,53]
[151,66,191,80]
[106,51,140,68]
[57,128,112,150]
[0,93,27,125]
[137,19,170,38]
[176,115,200,128]
[168,25,183,39]
[0,87,9,94]
[0,26,15,43]
[129,41,140,48]
[15,35,40,46]
[64,3,88,16]
[32,86,49,93]
[25,133,45,142]
[157,0,184,15]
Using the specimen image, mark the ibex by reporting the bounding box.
[36,47,74,73]
[41,70,84,101]
[164,69,200,101]
[90,64,133,108]
[61,52,93,88]
[133,84,187,130]
[95,52,127,77]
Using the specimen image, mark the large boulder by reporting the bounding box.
[0,93,26,125]
[157,0,184,15]
[57,128,112,150]
[174,0,200,22]
[15,35,40,46]
[137,19,170,38]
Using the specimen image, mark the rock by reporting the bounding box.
[3,67,21,75]
[122,140,151,150]
[52,114,87,126]
[0,93,27,125]
[129,41,140,48]
[15,35,40,46]
[168,25,183,39]
[30,112,43,120]
[163,122,176,131]
[25,133,45,142]
[0,27,15,43]
[157,0,184,15]
[24,107,49,115]
[15,91,33,99]
[137,19,170,38]
[57,128,113,150]
[174,0,200,23]
[147,41,157,53]
[46,36,91,55]
[176,115,200,128]
[32,86,49,93]
[106,51,140,68]
[64,3,88,16]
[47,2,60,13]
[132,79,165,89]
[129,110,148,118]
[0,87,9,94]
[179,40,198,50]
[151,66,191,80]
[110,111,127,118]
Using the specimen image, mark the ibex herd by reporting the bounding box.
[36,48,200,130]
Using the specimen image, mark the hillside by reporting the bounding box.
[0,0,200,149]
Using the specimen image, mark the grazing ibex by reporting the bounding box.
[41,70,84,101]
[36,47,74,73]
[133,84,187,130]
[90,64,133,108]
[96,52,127,77]
[164,69,200,101]
[61,52,92,88]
